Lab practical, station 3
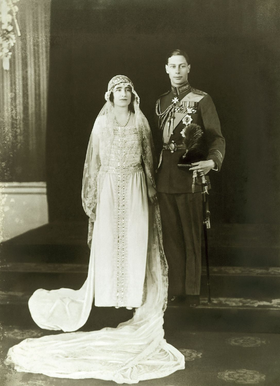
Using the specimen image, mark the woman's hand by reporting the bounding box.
[189,160,215,175]
[147,184,157,204]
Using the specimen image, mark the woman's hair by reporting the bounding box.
[109,85,135,113]
[166,49,190,65]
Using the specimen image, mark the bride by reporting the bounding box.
[5,75,185,384]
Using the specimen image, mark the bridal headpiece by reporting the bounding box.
[104,75,140,104]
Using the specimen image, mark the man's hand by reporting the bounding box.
[189,160,215,175]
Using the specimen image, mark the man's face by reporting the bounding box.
[165,55,191,87]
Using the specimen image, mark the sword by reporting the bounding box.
[199,171,211,304]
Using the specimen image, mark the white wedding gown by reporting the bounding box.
[5,115,185,384]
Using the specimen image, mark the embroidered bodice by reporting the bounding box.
[99,125,142,172]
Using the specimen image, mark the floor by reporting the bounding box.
[1,310,280,386]
[1,222,280,385]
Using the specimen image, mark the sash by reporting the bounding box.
[163,92,205,143]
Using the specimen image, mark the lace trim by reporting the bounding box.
[82,162,100,219]
[141,124,156,190]
[113,171,129,307]
[154,204,168,311]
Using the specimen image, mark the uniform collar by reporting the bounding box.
[171,82,191,96]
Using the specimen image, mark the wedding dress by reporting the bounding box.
[5,76,185,383]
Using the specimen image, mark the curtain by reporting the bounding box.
[0,0,51,182]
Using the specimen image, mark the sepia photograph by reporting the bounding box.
[0,0,280,385]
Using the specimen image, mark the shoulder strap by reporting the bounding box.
[172,92,205,129]
[163,92,205,143]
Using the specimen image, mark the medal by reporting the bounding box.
[172,99,198,114]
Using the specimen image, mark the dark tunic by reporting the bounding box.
[155,83,225,193]
[154,83,226,296]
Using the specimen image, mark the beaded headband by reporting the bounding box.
[104,75,139,103]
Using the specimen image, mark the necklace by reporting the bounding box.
[114,111,131,127]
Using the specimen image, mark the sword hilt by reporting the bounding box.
[192,170,197,193]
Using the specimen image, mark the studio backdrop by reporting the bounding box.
[5,0,279,225]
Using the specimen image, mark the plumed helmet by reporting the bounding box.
[178,123,207,168]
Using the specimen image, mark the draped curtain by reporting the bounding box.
[0,0,51,182]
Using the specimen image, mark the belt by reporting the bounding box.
[162,141,186,153]
[100,164,142,174]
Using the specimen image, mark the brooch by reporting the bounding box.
[181,115,193,137]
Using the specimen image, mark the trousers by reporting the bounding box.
[158,192,203,296]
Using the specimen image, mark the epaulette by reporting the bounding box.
[155,90,173,117]
[191,87,208,96]
[158,90,171,100]
[156,90,171,111]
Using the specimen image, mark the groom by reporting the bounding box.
[154,49,226,306]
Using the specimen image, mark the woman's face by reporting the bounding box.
[112,84,132,108]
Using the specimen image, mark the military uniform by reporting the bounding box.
[154,82,225,297]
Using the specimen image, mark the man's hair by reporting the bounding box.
[166,49,190,65]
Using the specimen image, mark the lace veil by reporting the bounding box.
[82,75,156,245]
